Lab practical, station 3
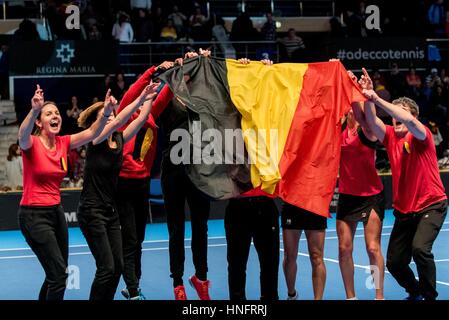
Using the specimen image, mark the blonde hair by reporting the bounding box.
[77,101,104,129]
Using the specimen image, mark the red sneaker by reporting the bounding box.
[188,275,211,300]
[174,285,187,300]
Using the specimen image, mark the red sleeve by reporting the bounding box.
[383,125,394,147]
[413,126,432,149]
[150,85,174,120]
[117,66,157,115]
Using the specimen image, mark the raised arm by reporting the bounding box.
[122,91,157,143]
[361,68,426,141]
[347,70,377,141]
[18,85,44,150]
[69,90,113,149]
[93,82,160,145]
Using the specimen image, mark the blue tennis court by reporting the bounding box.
[0,209,448,300]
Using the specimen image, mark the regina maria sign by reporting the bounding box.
[9,40,119,75]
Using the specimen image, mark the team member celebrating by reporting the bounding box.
[337,100,385,300]
[17,85,112,300]
[77,84,159,300]
[360,68,447,300]
[116,61,174,300]
[224,58,280,302]
[159,49,212,300]
[281,202,327,300]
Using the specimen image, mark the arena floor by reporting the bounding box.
[0,210,448,300]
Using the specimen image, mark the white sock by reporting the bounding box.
[346,297,358,300]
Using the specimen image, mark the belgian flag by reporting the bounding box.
[159,57,365,217]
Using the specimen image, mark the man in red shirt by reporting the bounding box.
[116,61,174,300]
[361,68,447,300]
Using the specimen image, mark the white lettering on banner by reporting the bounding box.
[65,5,80,30]
[65,211,78,223]
[365,5,380,31]
[66,265,80,290]
[336,47,425,61]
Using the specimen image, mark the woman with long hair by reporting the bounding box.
[76,83,159,300]
[5,143,23,190]
[17,85,113,300]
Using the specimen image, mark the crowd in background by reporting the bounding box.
[1,0,449,190]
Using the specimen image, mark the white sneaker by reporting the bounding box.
[287,291,298,300]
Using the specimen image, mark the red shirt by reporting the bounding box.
[383,125,447,213]
[339,127,383,196]
[117,66,173,179]
[21,135,71,206]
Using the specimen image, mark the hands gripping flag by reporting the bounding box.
[159,57,365,217]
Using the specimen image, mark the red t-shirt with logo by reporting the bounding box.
[383,125,446,213]
[339,127,383,196]
[20,135,71,206]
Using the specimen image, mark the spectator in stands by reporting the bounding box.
[160,19,178,42]
[406,67,422,89]
[0,44,9,100]
[130,0,152,16]
[73,147,86,187]
[190,7,208,41]
[151,6,164,42]
[5,143,23,191]
[189,6,207,28]
[261,12,277,41]
[112,12,134,43]
[429,121,444,158]
[98,74,112,100]
[329,16,345,36]
[344,8,363,37]
[13,19,40,41]
[112,73,128,101]
[427,0,446,37]
[430,85,448,120]
[168,5,187,36]
[446,11,449,38]
[426,68,442,88]
[88,24,102,40]
[387,63,406,99]
[134,8,153,42]
[65,96,83,135]
[280,28,305,62]
[82,4,100,31]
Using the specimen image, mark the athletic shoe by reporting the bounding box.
[404,294,423,301]
[121,288,146,300]
[287,291,298,300]
[346,297,358,300]
[189,275,211,300]
[121,288,130,300]
[174,285,187,300]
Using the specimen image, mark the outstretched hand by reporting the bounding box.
[141,82,161,101]
[157,61,175,71]
[103,89,117,116]
[359,68,374,90]
[31,84,44,111]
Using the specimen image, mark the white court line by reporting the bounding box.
[1,228,449,255]
[280,248,449,287]
[0,236,227,253]
[1,221,448,253]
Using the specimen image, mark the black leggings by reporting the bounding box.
[18,205,68,300]
[78,207,124,300]
[117,177,150,297]
[161,162,210,287]
[225,197,280,301]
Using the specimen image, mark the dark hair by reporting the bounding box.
[7,143,19,161]
[33,101,59,135]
